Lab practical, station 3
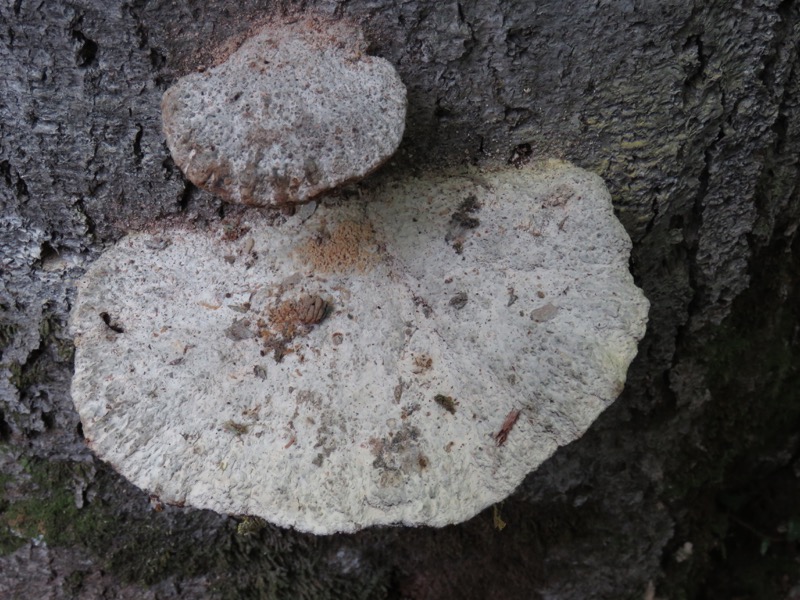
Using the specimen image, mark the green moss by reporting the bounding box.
[619,139,647,151]
[0,527,25,555]
[40,313,75,363]
[237,515,267,535]
[0,458,224,583]
[55,338,75,362]
[0,468,25,555]
[63,570,89,595]
[0,322,16,350]
[0,457,390,597]
[0,460,102,553]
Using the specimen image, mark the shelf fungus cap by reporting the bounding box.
[161,17,407,206]
[70,161,649,534]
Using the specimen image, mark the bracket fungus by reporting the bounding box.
[161,18,407,206]
[70,161,649,534]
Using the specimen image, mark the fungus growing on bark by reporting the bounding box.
[161,17,407,206]
[70,161,649,534]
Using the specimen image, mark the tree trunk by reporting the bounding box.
[1,1,799,598]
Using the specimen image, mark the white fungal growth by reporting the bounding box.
[161,17,407,206]
[69,161,649,534]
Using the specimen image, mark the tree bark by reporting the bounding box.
[1,1,799,598]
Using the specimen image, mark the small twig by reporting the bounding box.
[494,408,521,446]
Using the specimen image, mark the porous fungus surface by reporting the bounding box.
[161,18,406,206]
[69,161,649,534]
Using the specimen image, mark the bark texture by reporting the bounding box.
[1,1,799,598]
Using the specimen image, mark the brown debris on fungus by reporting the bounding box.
[494,409,522,446]
[296,220,380,273]
[258,294,330,361]
[433,394,458,414]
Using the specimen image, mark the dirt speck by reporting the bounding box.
[446,195,481,254]
[449,292,468,309]
[434,394,457,414]
[412,354,433,373]
[450,195,481,229]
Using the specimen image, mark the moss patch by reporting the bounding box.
[0,458,224,584]
[1,460,106,555]
[0,456,391,596]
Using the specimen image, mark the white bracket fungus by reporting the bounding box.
[70,161,648,534]
[161,18,407,206]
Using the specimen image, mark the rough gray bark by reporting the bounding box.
[1,1,798,599]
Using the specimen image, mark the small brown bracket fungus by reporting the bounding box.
[161,18,407,206]
[69,161,649,534]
